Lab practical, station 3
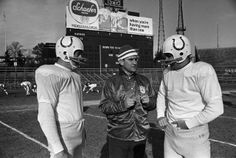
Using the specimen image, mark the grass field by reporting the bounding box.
[0,90,236,158]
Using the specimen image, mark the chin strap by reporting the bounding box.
[70,56,87,64]
[69,56,88,69]
[157,57,183,67]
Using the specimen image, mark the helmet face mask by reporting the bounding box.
[70,50,87,67]
[162,53,183,67]
[161,35,191,67]
[56,36,87,69]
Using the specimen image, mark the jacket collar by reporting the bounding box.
[119,68,136,80]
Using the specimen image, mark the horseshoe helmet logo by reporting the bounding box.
[60,36,73,48]
[172,36,185,51]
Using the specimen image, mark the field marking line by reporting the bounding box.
[0,120,88,157]
[1,109,236,150]
[84,112,236,122]
[84,113,106,119]
[4,108,236,121]
[0,100,100,113]
[84,100,100,106]
[219,115,236,120]
[0,108,36,113]
[0,120,50,151]
[209,138,236,147]
[84,113,236,148]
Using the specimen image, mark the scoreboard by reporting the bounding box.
[66,28,154,68]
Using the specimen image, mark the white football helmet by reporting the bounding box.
[162,34,191,65]
[56,36,86,68]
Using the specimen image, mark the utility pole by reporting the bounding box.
[3,11,7,53]
[154,0,165,64]
[176,0,186,35]
[217,24,219,48]
[157,0,165,53]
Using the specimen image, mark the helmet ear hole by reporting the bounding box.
[63,51,68,59]
[180,52,184,56]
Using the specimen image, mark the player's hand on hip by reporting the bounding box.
[124,97,136,109]
[140,94,150,104]
[172,120,189,129]
[157,117,169,129]
[54,150,71,158]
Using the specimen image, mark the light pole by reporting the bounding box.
[99,44,102,75]
[3,11,7,53]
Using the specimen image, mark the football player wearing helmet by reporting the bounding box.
[0,83,8,95]
[35,36,86,158]
[56,35,87,69]
[20,81,32,96]
[159,34,192,70]
[156,34,224,158]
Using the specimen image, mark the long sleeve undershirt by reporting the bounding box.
[38,102,63,153]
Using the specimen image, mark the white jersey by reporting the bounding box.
[0,83,5,88]
[36,63,85,153]
[0,83,8,95]
[156,61,224,129]
[36,63,84,122]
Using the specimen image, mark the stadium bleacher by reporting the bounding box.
[0,66,236,91]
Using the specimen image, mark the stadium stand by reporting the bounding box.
[0,66,236,91]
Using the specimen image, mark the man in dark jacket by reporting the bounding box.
[99,45,157,158]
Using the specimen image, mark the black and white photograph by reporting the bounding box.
[0,0,236,157]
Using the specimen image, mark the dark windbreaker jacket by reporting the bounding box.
[99,69,157,141]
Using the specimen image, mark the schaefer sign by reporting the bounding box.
[67,0,99,30]
[66,0,153,36]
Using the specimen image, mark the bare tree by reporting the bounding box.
[5,41,24,66]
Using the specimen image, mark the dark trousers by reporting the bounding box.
[108,136,146,158]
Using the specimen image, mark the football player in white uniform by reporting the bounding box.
[156,34,224,158]
[0,83,8,95]
[35,36,87,158]
[83,82,99,93]
[20,81,32,96]
[87,83,99,93]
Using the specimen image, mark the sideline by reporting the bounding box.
[0,120,49,151]
[0,106,236,151]
[84,113,236,148]
[0,100,100,113]
[209,138,236,147]
[0,120,87,157]
[220,115,236,120]
[2,102,236,121]
[84,100,100,106]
